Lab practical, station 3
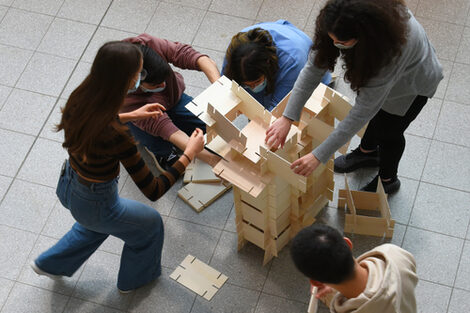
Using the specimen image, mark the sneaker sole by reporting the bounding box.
[144,147,167,173]
[30,261,62,280]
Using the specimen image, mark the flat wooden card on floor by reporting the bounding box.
[178,181,231,212]
[183,159,221,184]
[170,255,228,301]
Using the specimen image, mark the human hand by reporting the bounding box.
[184,128,205,160]
[310,281,334,299]
[265,116,293,149]
[133,103,166,121]
[291,153,320,177]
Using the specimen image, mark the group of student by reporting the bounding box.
[30,1,443,312]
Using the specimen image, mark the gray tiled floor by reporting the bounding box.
[0,0,469,312]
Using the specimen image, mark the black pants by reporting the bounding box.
[360,95,428,179]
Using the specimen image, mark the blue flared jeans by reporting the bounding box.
[35,160,164,291]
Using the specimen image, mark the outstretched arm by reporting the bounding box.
[197,56,221,83]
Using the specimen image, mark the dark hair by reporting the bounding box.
[313,0,409,91]
[57,41,142,156]
[224,28,279,94]
[290,224,355,284]
[138,44,171,84]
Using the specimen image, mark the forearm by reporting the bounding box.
[118,112,136,123]
[197,56,221,83]
[169,130,220,166]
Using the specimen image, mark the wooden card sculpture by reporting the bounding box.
[186,76,363,264]
[338,174,395,238]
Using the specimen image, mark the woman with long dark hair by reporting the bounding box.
[266,0,443,194]
[222,20,332,111]
[30,41,204,293]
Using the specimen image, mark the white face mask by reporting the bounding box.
[141,82,166,93]
[334,41,357,50]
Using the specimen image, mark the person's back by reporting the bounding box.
[290,225,417,313]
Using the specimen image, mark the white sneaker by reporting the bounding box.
[30,261,62,280]
[118,288,134,294]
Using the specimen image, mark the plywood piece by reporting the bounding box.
[266,150,307,193]
[206,135,228,155]
[241,117,270,163]
[170,255,228,301]
[231,81,272,125]
[207,102,247,151]
[178,181,231,213]
[184,159,221,183]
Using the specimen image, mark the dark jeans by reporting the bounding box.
[360,95,428,179]
[127,93,206,158]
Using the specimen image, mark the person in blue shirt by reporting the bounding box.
[222,20,332,111]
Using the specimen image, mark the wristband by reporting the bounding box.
[182,153,192,163]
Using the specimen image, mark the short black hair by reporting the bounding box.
[137,44,171,84]
[290,224,355,284]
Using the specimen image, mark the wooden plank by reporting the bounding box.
[207,103,247,150]
[184,159,221,184]
[170,255,228,301]
[240,117,270,163]
[271,91,291,118]
[266,150,307,193]
[178,182,231,213]
[242,222,265,249]
[231,81,272,125]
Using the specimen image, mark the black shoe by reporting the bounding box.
[145,146,180,172]
[334,146,379,173]
[361,175,401,194]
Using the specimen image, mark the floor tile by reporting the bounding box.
[403,227,463,285]
[193,12,253,52]
[456,27,470,64]
[57,0,112,25]
[397,134,431,180]
[16,52,76,97]
[101,0,158,34]
[0,225,37,280]
[255,293,307,313]
[415,280,452,313]
[347,233,393,258]
[416,0,470,25]
[0,89,55,135]
[0,8,52,50]
[209,231,270,291]
[170,189,232,229]
[405,97,442,139]
[223,206,237,233]
[0,128,35,177]
[316,207,345,233]
[390,223,407,247]
[455,240,470,290]
[0,0,13,6]
[0,44,32,86]
[41,201,74,239]
[417,17,464,61]
[82,27,138,63]
[209,0,263,20]
[435,100,470,147]
[303,0,327,38]
[39,98,65,143]
[37,18,96,60]
[0,278,14,309]
[448,288,470,313]
[434,58,452,100]
[387,177,419,224]
[162,217,221,268]
[256,0,315,30]
[17,138,67,188]
[73,251,133,310]
[0,179,56,233]
[65,297,125,313]
[184,85,205,99]
[192,283,259,313]
[11,0,64,15]
[0,175,12,201]
[98,236,124,256]
[263,245,310,303]
[0,6,6,22]
[61,61,91,99]
[422,140,470,192]
[165,0,211,10]
[410,182,470,238]
[0,84,11,110]
[445,62,470,105]
[1,282,69,313]
[128,267,195,313]
[18,235,84,296]
[145,2,205,44]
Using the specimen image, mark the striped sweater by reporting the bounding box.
[69,123,184,201]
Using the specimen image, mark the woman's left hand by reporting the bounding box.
[132,103,166,121]
[291,153,321,177]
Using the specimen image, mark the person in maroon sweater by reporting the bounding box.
[121,34,221,170]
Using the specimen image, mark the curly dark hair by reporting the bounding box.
[224,28,279,94]
[313,0,410,91]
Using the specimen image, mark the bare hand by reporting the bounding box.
[310,281,334,299]
[291,153,320,177]
[133,103,166,121]
[184,128,205,160]
[265,116,292,149]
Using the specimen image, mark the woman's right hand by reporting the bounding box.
[265,116,293,149]
[184,128,205,160]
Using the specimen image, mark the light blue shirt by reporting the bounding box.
[222,20,331,111]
